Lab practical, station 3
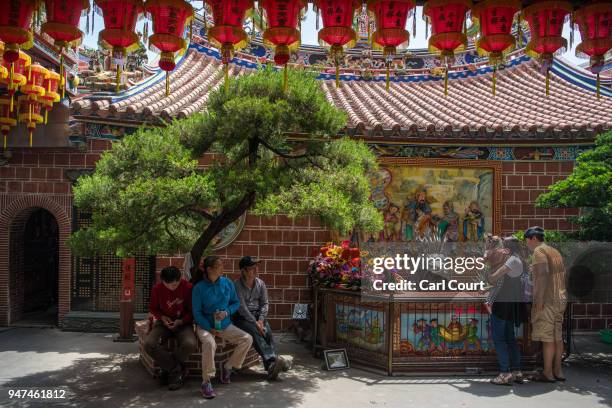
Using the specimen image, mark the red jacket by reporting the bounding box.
[149,279,193,324]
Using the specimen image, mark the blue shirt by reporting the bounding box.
[192,276,240,331]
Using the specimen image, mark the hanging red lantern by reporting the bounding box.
[314,0,361,88]
[39,70,61,124]
[0,96,16,150]
[145,0,194,97]
[368,0,416,90]
[261,0,307,91]
[205,0,254,91]
[523,1,572,96]
[0,0,38,63]
[22,63,50,104]
[574,1,612,99]
[0,50,31,112]
[41,0,90,98]
[424,0,472,96]
[471,0,521,95]
[17,95,44,147]
[95,0,145,92]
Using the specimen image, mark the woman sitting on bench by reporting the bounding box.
[192,256,253,399]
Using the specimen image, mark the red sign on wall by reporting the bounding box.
[122,258,136,301]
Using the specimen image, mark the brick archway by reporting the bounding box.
[0,196,71,325]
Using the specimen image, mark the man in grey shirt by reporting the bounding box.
[233,256,287,380]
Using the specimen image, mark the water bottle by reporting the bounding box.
[214,309,222,330]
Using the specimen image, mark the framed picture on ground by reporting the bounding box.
[324,349,350,371]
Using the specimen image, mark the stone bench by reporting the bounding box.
[135,320,261,379]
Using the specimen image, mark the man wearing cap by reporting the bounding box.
[233,256,287,380]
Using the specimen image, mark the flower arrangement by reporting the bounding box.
[310,241,362,290]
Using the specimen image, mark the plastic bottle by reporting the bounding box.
[214,309,222,330]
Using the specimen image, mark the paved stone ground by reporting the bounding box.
[0,327,611,408]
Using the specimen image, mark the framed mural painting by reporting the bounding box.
[364,158,502,243]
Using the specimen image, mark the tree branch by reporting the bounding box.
[258,137,310,160]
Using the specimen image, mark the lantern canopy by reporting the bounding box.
[95,0,145,92]
[424,0,472,95]
[145,0,194,96]
[205,0,254,90]
[17,95,44,147]
[0,51,32,112]
[261,0,307,91]
[471,0,521,95]
[314,0,361,87]
[368,0,416,90]
[574,0,612,98]
[0,0,37,63]
[0,96,17,149]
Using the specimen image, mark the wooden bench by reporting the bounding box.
[135,320,261,379]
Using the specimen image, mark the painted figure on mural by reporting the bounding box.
[463,318,482,352]
[413,318,432,351]
[402,188,432,241]
[383,203,401,241]
[429,318,445,353]
[437,201,460,241]
[463,201,485,242]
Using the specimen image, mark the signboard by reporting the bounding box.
[122,258,136,301]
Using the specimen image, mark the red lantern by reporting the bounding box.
[574,1,612,99]
[17,95,44,147]
[145,0,194,96]
[95,0,145,92]
[523,1,572,96]
[0,0,37,63]
[0,96,16,150]
[0,50,31,112]
[22,64,50,103]
[424,0,472,95]
[261,0,307,90]
[40,70,61,124]
[314,0,361,87]
[205,0,254,91]
[368,0,416,90]
[41,0,90,98]
[472,0,521,95]
[0,42,6,79]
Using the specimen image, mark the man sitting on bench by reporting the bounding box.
[233,256,289,380]
[144,266,197,390]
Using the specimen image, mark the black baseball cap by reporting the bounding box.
[239,256,261,269]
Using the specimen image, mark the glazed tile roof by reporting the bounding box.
[72,46,612,141]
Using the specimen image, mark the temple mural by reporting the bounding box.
[365,164,495,242]
[335,304,386,352]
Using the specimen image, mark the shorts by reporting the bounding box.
[531,303,566,342]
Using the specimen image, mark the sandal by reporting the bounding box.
[513,371,524,384]
[530,373,557,383]
[490,373,513,386]
[554,375,567,382]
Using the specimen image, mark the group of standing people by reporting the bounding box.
[485,226,567,385]
[144,255,288,399]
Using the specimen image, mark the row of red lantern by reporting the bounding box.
[0,0,194,98]
[0,54,61,148]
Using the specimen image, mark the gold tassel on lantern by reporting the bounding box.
[116,64,121,93]
[335,62,340,88]
[283,64,288,92]
[492,66,497,96]
[224,64,229,93]
[517,14,523,47]
[166,71,170,97]
[60,52,65,99]
[386,63,390,91]
[444,68,449,96]
[9,63,14,112]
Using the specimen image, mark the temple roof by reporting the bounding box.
[72,44,612,142]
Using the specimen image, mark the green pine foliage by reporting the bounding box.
[69,67,383,263]
[536,131,612,241]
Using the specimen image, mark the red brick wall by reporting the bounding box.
[500,161,578,235]
[1,142,608,330]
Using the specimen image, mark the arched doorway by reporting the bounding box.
[9,208,59,325]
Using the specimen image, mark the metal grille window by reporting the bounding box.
[71,209,156,313]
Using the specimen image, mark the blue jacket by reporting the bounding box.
[192,276,240,331]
